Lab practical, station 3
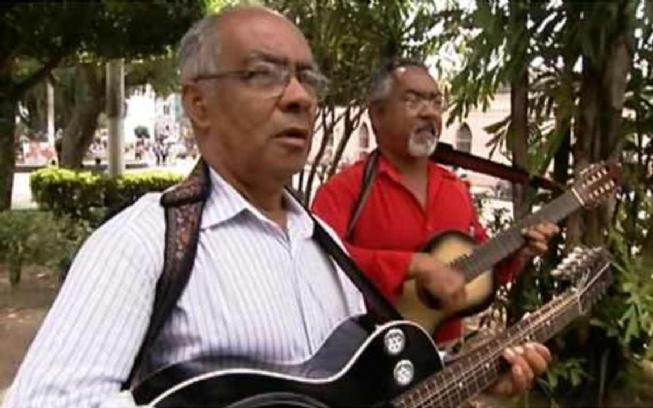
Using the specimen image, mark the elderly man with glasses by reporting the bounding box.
[4,7,551,408]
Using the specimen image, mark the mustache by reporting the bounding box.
[413,122,439,136]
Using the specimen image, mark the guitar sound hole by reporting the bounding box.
[226,392,330,408]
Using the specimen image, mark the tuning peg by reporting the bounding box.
[553,248,582,277]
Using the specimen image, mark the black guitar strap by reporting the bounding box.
[124,159,399,389]
[306,209,402,323]
[345,149,379,240]
[285,184,401,323]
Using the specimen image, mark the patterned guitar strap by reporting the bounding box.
[123,159,211,389]
[124,158,400,389]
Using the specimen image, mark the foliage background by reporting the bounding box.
[0,0,651,406]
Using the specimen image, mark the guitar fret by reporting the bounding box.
[451,191,581,282]
[396,293,582,408]
[395,250,613,408]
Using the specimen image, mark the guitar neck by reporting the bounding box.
[393,292,581,408]
[452,190,580,281]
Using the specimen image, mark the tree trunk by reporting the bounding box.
[569,54,602,247]
[506,0,532,325]
[0,59,17,211]
[328,106,363,177]
[303,108,333,204]
[596,33,631,233]
[565,3,634,406]
[61,64,105,169]
[508,0,530,220]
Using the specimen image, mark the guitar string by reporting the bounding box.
[396,293,576,408]
[412,261,609,408]
[459,175,614,280]
[391,295,567,407]
[416,295,574,408]
[433,194,574,334]
[457,193,576,278]
[400,182,611,406]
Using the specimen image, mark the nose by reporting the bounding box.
[277,75,316,114]
[419,102,443,134]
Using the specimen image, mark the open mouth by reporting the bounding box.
[275,127,310,148]
[413,123,437,139]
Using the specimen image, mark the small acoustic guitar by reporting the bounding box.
[394,162,621,333]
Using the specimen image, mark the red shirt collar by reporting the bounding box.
[376,152,440,182]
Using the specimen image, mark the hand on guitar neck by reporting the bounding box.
[516,222,560,259]
[408,221,560,313]
[490,342,552,395]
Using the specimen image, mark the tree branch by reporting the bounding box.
[11,53,65,100]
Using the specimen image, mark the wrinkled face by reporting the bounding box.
[183,10,322,183]
[371,66,444,160]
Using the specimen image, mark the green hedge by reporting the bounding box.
[30,167,183,226]
[0,210,89,286]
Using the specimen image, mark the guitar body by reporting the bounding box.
[132,246,613,408]
[394,230,495,334]
[132,318,443,407]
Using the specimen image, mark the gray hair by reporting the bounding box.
[178,14,223,82]
[178,5,282,82]
[368,59,429,103]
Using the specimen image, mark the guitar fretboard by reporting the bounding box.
[451,191,580,281]
[392,293,578,408]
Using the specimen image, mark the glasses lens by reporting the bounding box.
[300,70,329,99]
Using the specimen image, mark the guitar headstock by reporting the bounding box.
[576,247,613,313]
[551,246,613,314]
[571,162,622,208]
[550,246,593,279]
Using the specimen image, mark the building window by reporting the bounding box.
[455,122,472,153]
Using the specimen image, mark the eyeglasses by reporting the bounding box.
[193,60,329,100]
[402,90,446,111]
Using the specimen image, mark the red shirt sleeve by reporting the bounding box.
[311,180,412,301]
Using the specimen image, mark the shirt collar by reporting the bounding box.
[200,167,314,239]
[376,152,440,182]
[377,153,402,182]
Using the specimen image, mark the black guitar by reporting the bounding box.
[132,247,612,408]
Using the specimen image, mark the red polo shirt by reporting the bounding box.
[312,154,521,343]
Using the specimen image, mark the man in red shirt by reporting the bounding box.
[312,59,559,345]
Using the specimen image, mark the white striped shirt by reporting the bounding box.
[3,168,366,408]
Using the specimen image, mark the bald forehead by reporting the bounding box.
[392,66,440,94]
[217,7,314,66]
[218,7,295,31]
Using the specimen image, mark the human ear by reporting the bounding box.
[182,83,211,131]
